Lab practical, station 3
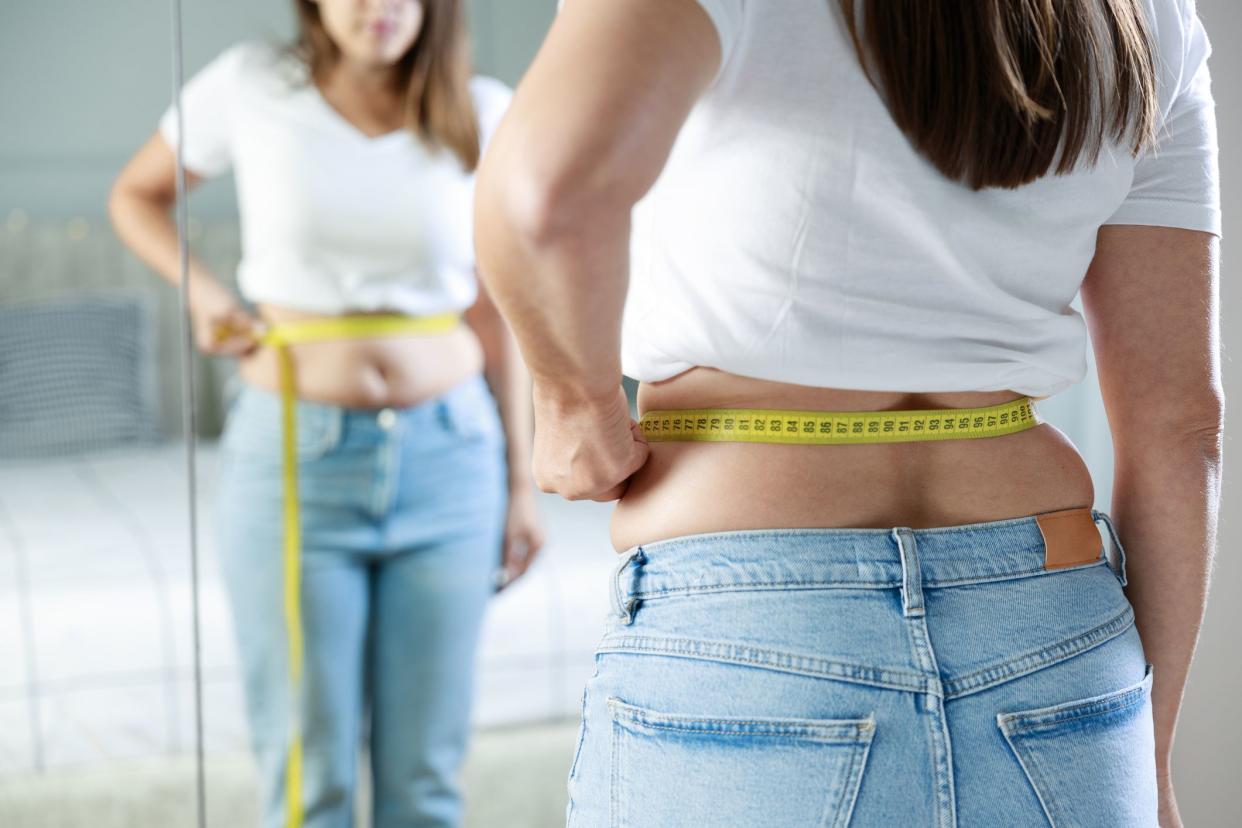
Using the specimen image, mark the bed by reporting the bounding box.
[0,441,618,776]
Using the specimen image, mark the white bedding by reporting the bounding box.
[0,442,618,774]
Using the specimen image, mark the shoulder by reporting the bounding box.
[1138,0,1213,114]
[205,40,306,90]
[1142,0,1209,70]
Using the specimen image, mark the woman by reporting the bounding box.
[109,1,544,826]
[476,0,1220,826]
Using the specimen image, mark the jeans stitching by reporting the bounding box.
[626,558,1106,601]
[832,735,872,828]
[609,717,622,828]
[596,634,932,694]
[609,699,875,739]
[997,663,1154,733]
[999,724,1059,826]
[944,605,1135,699]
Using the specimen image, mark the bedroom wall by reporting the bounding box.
[0,0,555,219]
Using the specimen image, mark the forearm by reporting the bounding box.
[108,190,213,290]
[473,0,721,408]
[470,310,536,488]
[474,194,630,406]
[1109,428,1222,772]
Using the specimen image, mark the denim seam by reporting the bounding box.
[609,717,621,828]
[596,634,933,694]
[609,700,874,739]
[902,612,956,827]
[923,558,1106,587]
[612,717,869,742]
[632,582,900,600]
[943,604,1135,700]
[626,557,1106,601]
[998,726,1058,826]
[833,734,874,828]
[1002,691,1150,733]
[997,663,1154,733]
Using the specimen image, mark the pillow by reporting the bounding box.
[0,289,162,458]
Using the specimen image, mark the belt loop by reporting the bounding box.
[892,527,924,618]
[610,547,646,624]
[1091,510,1128,587]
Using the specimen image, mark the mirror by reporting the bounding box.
[0,1,618,826]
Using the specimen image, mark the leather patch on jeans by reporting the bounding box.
[1036,507,1102,570]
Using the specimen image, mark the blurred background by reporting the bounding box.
[0,1,1237,826]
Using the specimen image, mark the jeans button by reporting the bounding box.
[377,407,397,430]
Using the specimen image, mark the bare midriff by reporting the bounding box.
[610,367,1095,552]
[237,304,484,409]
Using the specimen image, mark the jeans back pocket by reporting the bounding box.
[996,662,1157,827]
[608,697,875,828]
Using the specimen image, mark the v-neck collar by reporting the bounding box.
[308,83,409,144]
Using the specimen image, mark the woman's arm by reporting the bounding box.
[1080,224,1223,822]
[464,280,545,585]
[108,132,258,356]
[473,0,720,500]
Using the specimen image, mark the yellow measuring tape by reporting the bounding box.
[639,396,1040,444]
[223,312,461,828]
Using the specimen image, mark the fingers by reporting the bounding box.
[534,409,652,501]
[585,428,649,502]
[498,530,542,589]
[199,311,261,357]
[590,481,630,502]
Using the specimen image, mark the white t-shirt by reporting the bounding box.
[622,0,1220,398]
[159,42,512,316]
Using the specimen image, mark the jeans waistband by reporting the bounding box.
[609,509,1127,623]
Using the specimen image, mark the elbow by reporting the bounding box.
[1113,385,1225,460]
[477,142,628,254]
[106,175,151,236]
[105,176,127,231]
[1184,389,1226,460]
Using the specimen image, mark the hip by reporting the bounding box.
[601,510,1135,686]
[217,372,507,525]
[567,513,1156,826]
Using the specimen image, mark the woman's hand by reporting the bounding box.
[531,382,650,502]
[496,485,546,591]
[189,274,262,357]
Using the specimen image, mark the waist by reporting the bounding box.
[238,305,484,408]
[614,507,1122,598]
[609,368,1094,550]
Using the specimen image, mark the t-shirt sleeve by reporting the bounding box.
[158,43,248,177]
[557,0,744,82]
[470,75,514,154]
[694,0,745,78]
[1104,0,1220,236]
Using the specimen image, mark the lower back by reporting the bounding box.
[610,367,1095,551]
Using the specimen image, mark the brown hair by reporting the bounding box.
[840,0,1159,190]
[294,0,481,170]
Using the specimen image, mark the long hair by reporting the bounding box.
[839,0,1159,190]
[293,0,480,171]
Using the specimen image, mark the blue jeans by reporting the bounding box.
[216,373,507,828]
[566,511,1155,827]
